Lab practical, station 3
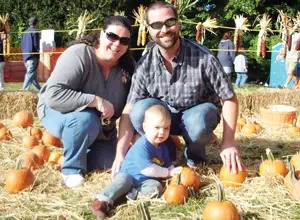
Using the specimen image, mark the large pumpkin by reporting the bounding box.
[6,168,34,193]
[219,165,248,187]
[42,131,61,147]
[202,183,239,220]
[259,148,288,177]
[12,111,33,128]
[164,174,189,205]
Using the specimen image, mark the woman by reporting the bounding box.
[217,31,235,79]
[37,16,135,188]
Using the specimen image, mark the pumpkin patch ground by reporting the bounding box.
[0,89,300,219]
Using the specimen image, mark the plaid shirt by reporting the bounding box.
[127,38,235,113]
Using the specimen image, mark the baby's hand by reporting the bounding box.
[168,166,182,177]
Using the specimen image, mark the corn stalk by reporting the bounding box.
[233,15,250,52]
[290,11,300,35]
[132,5,147,46]
[68,10,97,40]
[196,17,217,44]
[166,0,198,20]
[256,13,272,58]
[0,13,10,56]
[277,10,290,59]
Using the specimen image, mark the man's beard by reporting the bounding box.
[153,31,179,49]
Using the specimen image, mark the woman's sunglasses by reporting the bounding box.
[148,17,178,30]
[105,31,130,46]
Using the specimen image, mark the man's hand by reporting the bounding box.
[220,145,244,173]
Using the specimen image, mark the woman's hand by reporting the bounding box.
[90,96,115,119]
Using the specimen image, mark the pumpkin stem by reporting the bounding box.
[292,118,297,127]
[216,183,225,202]
[176,173,182,185]
[16,156,24,170]
[266,148,275,161]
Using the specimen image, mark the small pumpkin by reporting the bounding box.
[164,174,189,205]
[21,151,42,171]
[12,111,33,128]
[253,121,262,133]
[241,123,257,135]
[31,145,50,164]
[202,183,240,220]
[22,136,39,149]
[30,127,43,140]
[48,151,62,164]
[171,135,182,149]
[6,166,34,194]
[171,167,201,191]
[42,131,61,147]
[259,148,288,177]
[236,117,246,132]
[219,165,248,187]
[0,122,4,129]
[0,127,12,140]
[287,126,300,136]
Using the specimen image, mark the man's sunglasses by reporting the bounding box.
[105,31,130,46]
[148,17,178,30]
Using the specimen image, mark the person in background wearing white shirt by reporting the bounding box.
[234,48,248,88]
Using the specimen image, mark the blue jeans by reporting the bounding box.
[41,105,117,175]
[235,72,248,88]
[23,57,41,91]
[130,98,220,166]
[95,172,162,203]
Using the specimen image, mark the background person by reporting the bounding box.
[111,1,244,179]
[37,16,135,188]
[217,31,236,80]
[21,17,41,91]
[0,22,10,91]
[234,48,248,88]
[91,105,182,218]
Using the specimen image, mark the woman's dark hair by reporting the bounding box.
[145,1,178,25]
[68,16,135,75]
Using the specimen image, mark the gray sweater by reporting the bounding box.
[217,39,235,67]
[37,44,131,138]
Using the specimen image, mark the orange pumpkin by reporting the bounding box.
[31,145,50,164]
[21,151,42,171]
[48,151,62,164]
[0,127,12,140]
[42,131,61,147]
[22,136,39,149]
[202,183,239,220]
[241,123,257,135]
[219,165,248,187]
[171,167,201,191]
[236,117,246,132]
[12,111,33,128]
[171,135,182,149]
[30,127,43,140]
[0,122,4,129]
[6,168,34,193]
[287,126,300,136]
[253,122,262,133]
[259,148,288,177]
[164,174,188,205]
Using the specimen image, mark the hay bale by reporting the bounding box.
[0,91,38,120]
[237,88,300,115]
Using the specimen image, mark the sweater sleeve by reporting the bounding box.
[140,163,169,178]
[42,46,95,113]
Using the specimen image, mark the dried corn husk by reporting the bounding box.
[233,15,250,52]
[132,5,147,46]
[277,10,290,58]
[256,13,272,57]
[290,11,300,35]
[166,0,197,20]
[0,13,10,55]
[68,10,97,40]
[196,17,217,44]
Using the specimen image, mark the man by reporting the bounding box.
[112,1,244,177]
[21,17,41,91]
